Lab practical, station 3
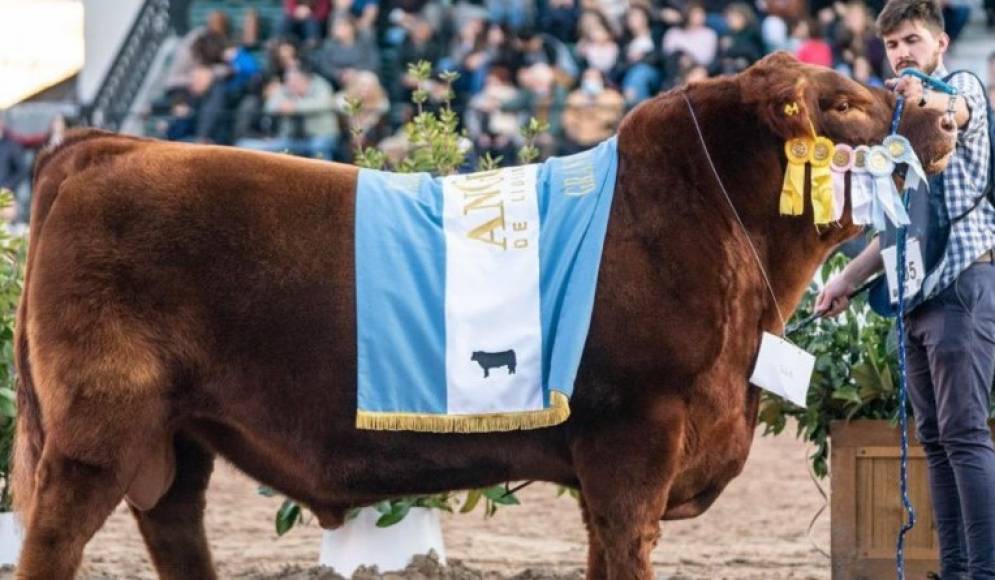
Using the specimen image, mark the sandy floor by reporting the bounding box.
[8,427,833,579]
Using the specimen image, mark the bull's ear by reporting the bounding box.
[743,52,815,141]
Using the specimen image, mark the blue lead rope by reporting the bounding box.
[890,95,906,136]
[891,92,916,580]
[894,202,916,580]
[898,68,959,95]
[891,67,959,579]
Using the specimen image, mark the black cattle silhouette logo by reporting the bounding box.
[470,350,517,378]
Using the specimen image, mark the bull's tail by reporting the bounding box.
[11,295,42,520]
[10,128,113,521]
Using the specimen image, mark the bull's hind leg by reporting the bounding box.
[130,433,217,580]
[17,446,129,579]
[573,407,685,580]
[579,498,608,578]
[18,306,175,578]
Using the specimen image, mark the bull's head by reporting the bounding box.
[742,52,956,176]
[611,52,959,321]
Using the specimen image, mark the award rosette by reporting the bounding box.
[850,145,874,225]
[830,143,854,222]
[809,136,835,224]
[781,138,810,216]
[867,144,910,229]
[883,134,928,193]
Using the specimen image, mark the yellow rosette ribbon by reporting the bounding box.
[781,138,810,216]
[808,136,835,224]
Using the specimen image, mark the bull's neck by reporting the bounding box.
[757,225,838,331]
[615,86,847,333]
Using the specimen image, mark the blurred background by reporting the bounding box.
[1,0,992,230]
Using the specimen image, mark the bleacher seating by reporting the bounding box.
[188,0,285,43]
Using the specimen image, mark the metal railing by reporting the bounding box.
[85,0,172,131]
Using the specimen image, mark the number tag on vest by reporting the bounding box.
[881,237,925,304]
[749,332,815,408]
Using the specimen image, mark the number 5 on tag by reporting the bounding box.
[881,237,924,304]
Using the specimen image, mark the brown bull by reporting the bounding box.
[12,52,955,579]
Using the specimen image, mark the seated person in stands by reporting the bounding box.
[538,0,580,45]
[334,0,380,33]
[334,70,390,153]
[502,62,567,158]
[395,16,445,102]
[464,66,524,164]
[161,32,233,143]
[619,5,661,104]
[237,62,339,161]
[560,67,624,154]
[282,0,332,46]
[161,11,231,102]
[308,14,380,88]
[662,3,717,69]
[714,3,764,75]
[574,11,620,77]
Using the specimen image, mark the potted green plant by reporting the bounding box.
[266,62,547,575]
[0,188,26,566]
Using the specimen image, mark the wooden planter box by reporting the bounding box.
[831,419,934,579]
[831,419,995,579]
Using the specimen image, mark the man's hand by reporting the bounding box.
[886,72,969,129]
[815,274,857,317]
[885,75,927,106]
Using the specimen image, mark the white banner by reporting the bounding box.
[442,165,543,414]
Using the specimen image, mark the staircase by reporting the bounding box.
[84,0,173,132]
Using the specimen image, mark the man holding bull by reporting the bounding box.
[818,0,995,577]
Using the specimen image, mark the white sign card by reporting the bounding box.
[749,332,816,408]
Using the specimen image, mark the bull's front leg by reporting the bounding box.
[572,401,685,580]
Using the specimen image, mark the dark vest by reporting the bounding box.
[869,70,994,317]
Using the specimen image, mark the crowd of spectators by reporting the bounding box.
[151,0,994,165]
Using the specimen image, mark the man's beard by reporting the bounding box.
[897,50,941,74]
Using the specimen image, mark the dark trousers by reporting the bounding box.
[907,262,995,580]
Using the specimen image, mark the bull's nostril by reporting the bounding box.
[940,116,956,133]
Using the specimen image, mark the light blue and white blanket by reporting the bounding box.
[355,138,619,432]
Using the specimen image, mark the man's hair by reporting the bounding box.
[876,0,945,36]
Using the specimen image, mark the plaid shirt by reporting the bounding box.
[928,65,994,297]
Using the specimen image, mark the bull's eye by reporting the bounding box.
[835,101,850,113]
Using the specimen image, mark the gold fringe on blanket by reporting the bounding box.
[356,391,571,433]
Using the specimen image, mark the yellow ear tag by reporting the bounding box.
[781,138,811,216]
[809,136,836,224]
[784,102,800,116]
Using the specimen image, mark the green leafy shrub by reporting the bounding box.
[0,188,26,511]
